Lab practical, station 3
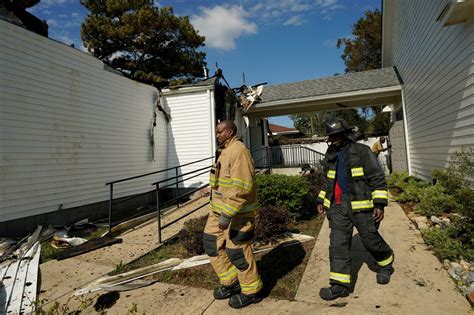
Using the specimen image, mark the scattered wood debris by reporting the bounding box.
[74,232,314,296]
[0,226,42,314]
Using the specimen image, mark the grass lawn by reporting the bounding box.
[109,213,325,300]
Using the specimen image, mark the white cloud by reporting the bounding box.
[191,5,257,51]
[283,16,304,26]
[249,0,342,26]
[316,0,342,20]
[46,19,58,27]
[41,0,74,6]
[316,0,339,9]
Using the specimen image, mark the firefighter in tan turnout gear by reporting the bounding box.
[203,120,263,309]
[316,117,394,300]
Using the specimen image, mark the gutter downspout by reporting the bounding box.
[400,87,412,176]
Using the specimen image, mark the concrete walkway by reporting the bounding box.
[38,197,210,307]
[39,198,472,314]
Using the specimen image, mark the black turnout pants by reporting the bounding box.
[327,195,393,287]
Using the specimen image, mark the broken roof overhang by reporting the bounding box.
[162,77,218,95]
[247,67,402,117]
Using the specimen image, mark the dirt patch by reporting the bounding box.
[107,214,325,301]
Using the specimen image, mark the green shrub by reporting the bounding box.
[421,228,465,260]
[256,174,310,222]
[432,149,474,219]
[397,185,423,203]
[387,171,429,192]
[387,171,410,189]
[179,214,208,255]
[456,188,474,219]
[433,149,474,194]
[304,171,325,206]
[254,205,290,244]
[414,185,458,217]
[448,216,474,253]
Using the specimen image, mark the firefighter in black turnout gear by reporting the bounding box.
[316,117,394,301]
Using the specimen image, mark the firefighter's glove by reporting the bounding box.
[218,215,231,230]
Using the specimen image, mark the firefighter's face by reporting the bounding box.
[328,132,345,148]
[216,124,233,145]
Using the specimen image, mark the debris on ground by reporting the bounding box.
[0,226,42,314]
[56,236,122,261]
[74,233,314,296]
[51,230,87,249]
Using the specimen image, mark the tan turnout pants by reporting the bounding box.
[203,212,263,295]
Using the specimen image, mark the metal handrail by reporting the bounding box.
[106,156,214,236]
[252,145,324,170]
[105,156,214,185]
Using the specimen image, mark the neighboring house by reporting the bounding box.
[0,19,239,236]
[162,77,242,186]
[382,0,474,181]
[0,19,169,235]
[267,123,300,137]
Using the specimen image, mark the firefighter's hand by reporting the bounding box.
[317,204,325,214]
[373,208,384,222]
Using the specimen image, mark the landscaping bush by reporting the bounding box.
[254,205,290,244]
[397,184,423,203]
[414,185,458,217]
[304,171,325,207]
[255,174,310,222]
[387,171,410,189]
[421,228,466,261]
[179,214,208,255]
[432,149,474,220]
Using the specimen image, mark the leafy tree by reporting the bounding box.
[290,108,367,136]
[336,9,382,73]
[80,0,206,85]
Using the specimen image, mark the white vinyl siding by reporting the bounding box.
[389,0,474,181]
[0,20,168,222]
[165,90,215,188]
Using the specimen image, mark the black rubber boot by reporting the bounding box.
[213,281,241,300]
[377,266,394,285]
[319,285,349,301]
[228,293,263,309]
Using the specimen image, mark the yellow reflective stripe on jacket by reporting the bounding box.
[329,272,351,283]
[241,278,263,293]
[218,266,238,281]
[372,190,388,200]
[351,167,364,177]
[377,254,394,267]
[351,200,373,210]
[318,190,326,199]
[210,177,253,191]
[323,198,331,208]
[231,177,253,191]
[327,170,336,179]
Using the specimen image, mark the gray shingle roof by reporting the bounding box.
[260,67,401,104]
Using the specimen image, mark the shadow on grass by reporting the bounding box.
[257,243,306,298]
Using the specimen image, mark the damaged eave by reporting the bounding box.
[161,84,215,95]
[247,85,402,117]
[438,0,474,26]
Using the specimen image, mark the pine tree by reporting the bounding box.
[80,0,206,85]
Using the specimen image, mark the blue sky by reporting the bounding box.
[28,0,380,127]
